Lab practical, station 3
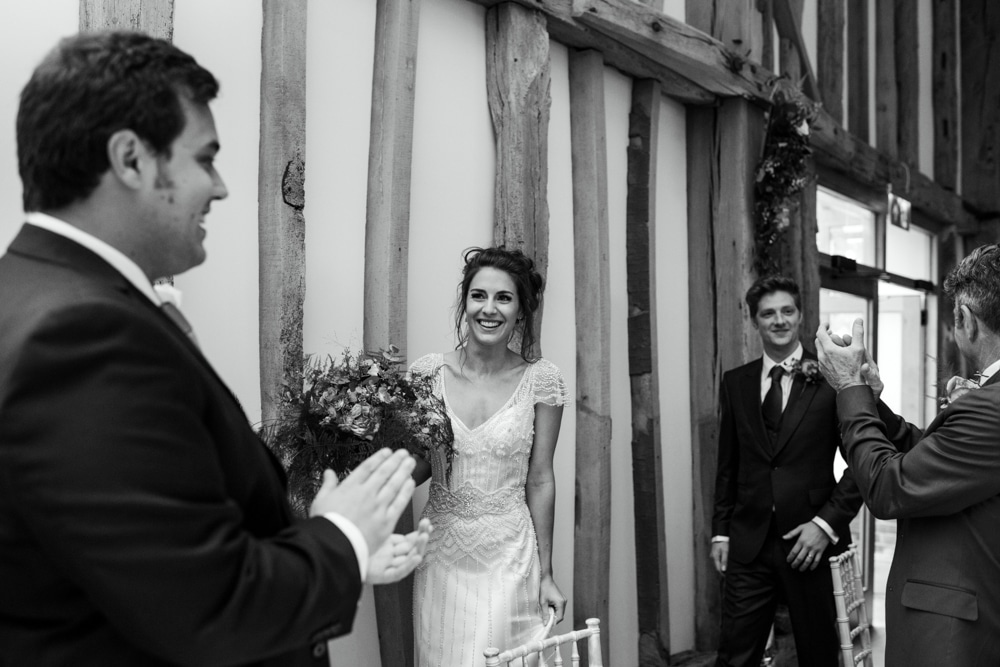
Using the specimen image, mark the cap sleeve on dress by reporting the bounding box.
[532,358,570,407]
[408,353,442,378]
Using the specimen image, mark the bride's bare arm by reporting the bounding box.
[526,402,567,622]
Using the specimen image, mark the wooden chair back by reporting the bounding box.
[829,545,873,667]
[484,618,603,667]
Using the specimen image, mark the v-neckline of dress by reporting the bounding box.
[440,357,532,433]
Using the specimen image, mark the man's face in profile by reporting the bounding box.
[140,96,228,278]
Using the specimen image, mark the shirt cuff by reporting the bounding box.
[811,517,839,544]
[711,535,730,543]
[324,512,369,582]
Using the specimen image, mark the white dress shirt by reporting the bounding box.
[24,212,370,579]
[978,359,1000,385]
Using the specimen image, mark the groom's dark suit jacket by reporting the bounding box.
[712,351,862,565]
[0,225,361,666]
[839,375,1000,666]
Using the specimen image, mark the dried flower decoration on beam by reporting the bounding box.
[753,78,819,276]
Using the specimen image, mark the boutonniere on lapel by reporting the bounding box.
[788,358,823,385]
[939,374,982,408]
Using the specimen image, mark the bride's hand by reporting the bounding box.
[367,518,433,585]
[539,574,566,623]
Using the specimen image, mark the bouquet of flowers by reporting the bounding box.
[260,345,453,516]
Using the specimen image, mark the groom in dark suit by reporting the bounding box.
[712,276,863,667]
[817,244,1000,665]
[0,32,427,665]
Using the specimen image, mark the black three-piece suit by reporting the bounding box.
[713,350,863,666]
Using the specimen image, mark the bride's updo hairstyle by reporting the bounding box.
[455,246,545,362]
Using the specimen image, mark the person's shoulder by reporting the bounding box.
[408,352,444,376]
[723,358,760,381]
[530,357,562,376]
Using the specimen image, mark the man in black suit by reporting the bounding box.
[712,276,863,667]
[817,244,1000,665]
[0,32,427,665]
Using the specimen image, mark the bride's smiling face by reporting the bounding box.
[464,267,521,347]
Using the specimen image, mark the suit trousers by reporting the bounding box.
[715,515,840,667]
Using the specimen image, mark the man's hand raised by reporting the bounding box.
[310,449,416,556]
[815,319,869,393]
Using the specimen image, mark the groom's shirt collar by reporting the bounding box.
[761,342,804,379]
[26,212,162,306]
[979,359,1000,386]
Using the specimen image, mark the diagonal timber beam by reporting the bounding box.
[574,0,775,100]
[772,0,819,100]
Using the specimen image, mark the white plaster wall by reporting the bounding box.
[604,65,640,667]
[545,40,580,644]
[173,1,263,423]
[308,1,380,662]
[655,94,694,652]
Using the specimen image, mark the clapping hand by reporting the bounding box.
[368,518,433,585]
[816,319,883,398]
[309,449,417,557]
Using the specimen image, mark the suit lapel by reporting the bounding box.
[773,373,818,455]
[740,359,773,457]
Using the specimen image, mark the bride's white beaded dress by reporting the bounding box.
[410,353,568,667]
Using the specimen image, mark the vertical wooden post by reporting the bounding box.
[258,0,307,428]
[486,3,551,353]
[80,0,173,37]
[847,0,870,142]
[364,1,421,665]
[626,78,670,666]
[960,0,1000,213]
[894,0,919,167]
[932,0,958,191]
[875,0,898,159]
[569,48,612,665]
[687,0,768,653]
[817,0,845,125]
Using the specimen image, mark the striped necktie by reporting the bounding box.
[160,301,200,348]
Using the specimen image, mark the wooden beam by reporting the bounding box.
[487,3,551,356]
[961,0,1000,213]
[364,1,421,665]
[875,0,898,159]
[811,107,979,232]
[626,78,670,666]
[574,0,776,101]
[471,0,713,104]
[80,0,173,37]
[684,106,721,653]
[569,48,612,665]
[817,0,845,124]
[258,0,306,428]
[772,0,820,100]
[932,0,958,191]
[895,0,919,166]
[847,0,869,142]
[760,0,774,71]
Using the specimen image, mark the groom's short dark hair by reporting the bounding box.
[746,275,801,319]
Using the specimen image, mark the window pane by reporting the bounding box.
[886,223,934,281]
[817,187,877,266]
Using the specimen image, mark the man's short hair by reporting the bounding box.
[17,31,219,212]
[746,275,802,319]
[944,244,1000,334]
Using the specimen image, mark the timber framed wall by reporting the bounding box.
[0,1,991,666]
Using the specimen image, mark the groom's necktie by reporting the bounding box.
[160,301,200,348]
[762,364,785,441]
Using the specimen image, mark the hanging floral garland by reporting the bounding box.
[753,83,819,276]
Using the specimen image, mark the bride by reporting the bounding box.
[410,247,567,666]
